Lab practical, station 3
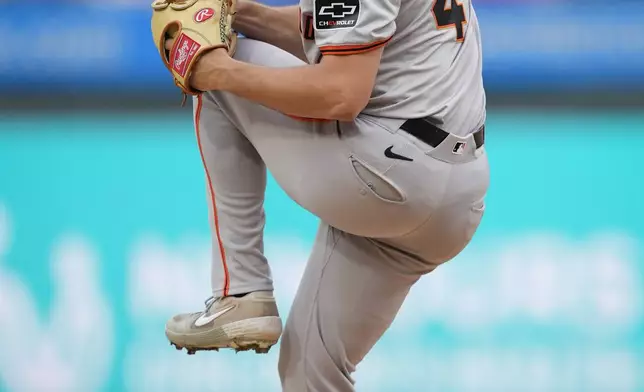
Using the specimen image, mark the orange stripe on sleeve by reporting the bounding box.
[194,94,230,297]
[319,36,393,56]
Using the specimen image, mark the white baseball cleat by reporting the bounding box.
[165,291,282,355]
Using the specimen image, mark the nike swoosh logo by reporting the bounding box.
[193,305,235,327]
[384,146,413,161]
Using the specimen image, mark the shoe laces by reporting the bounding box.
[190,296,220,317]
[204,296,217,310]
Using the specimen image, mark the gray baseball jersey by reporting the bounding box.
[299,0,486,134]
[188,0,489,390]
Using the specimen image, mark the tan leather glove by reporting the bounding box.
[151,0,237,95]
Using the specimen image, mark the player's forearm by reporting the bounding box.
[233,2,307,62]
[214,59,361,120]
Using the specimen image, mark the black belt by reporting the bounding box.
[400,118,485,149]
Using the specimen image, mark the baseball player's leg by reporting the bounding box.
[277,223,421,391]
[196,96,274,298]
[165,95,281,354]
[277,152,488,391]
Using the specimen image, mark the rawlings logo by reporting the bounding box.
[194,8,215,23]
[175,41,190,67]
[170,33,201,78]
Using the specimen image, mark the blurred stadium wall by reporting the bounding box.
[0,1,643,392]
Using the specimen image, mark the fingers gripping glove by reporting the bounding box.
[151,0,237,97]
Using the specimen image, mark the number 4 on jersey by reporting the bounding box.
[432,0,467,42]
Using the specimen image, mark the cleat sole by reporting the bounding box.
[169,340,277,355]
[166,316,281,355]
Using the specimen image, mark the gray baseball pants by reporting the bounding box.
[195,38,489,391]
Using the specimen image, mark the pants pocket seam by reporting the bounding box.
[348,154,407,204]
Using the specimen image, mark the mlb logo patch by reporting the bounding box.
[452,141,467,155]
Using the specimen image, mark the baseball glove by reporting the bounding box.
[151,0,237,96]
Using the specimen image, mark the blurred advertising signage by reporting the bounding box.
[0,3,643,92]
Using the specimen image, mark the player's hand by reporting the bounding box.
[165,39,233,92]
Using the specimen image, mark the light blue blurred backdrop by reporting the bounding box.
[0,111,642,391]
[1,2,644,95]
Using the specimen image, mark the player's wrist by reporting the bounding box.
[189,48,236,92]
